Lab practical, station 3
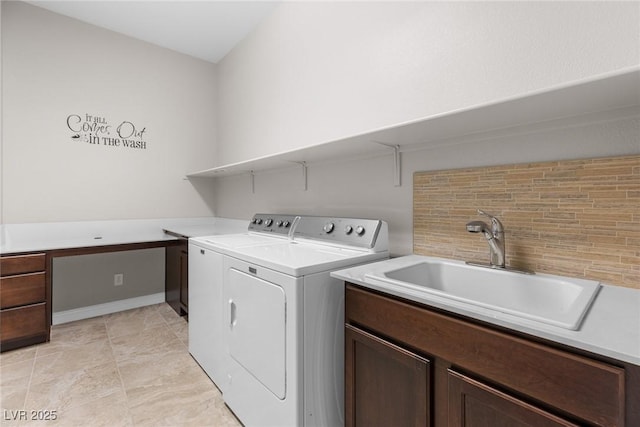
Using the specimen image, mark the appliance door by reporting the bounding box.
[188,243,226,389]
[223,256,303,427]
[227,266,286,398]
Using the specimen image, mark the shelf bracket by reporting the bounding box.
[299,161,308,191]
[287,161,308,191]
[250,170,255,194]
[373,142,401,187]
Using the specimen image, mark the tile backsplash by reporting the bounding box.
[413,155,639,289]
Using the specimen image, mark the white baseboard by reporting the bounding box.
[52,292,166,325]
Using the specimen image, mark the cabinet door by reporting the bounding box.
[345,324,430,427]
[447,370,579,427]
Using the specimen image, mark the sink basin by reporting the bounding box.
[364,258,601,330]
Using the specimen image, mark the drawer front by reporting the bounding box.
[0,303,47,342]
[346,284,625,427]
[0,272,46,309]
[1,254,46,276]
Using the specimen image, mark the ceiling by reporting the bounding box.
[25,1,280,63]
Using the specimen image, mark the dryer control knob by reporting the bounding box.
[323,222,335,233]
[355,226,365,235]
[345,225,353,235]
[265,219,273,226]
[276,220,283,227]
[283,221,291,227]
[256,219,263,224]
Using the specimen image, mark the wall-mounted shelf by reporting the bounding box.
[186,67,640,186]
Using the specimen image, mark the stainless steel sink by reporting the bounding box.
[364,257,601,330]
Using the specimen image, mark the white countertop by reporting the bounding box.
[162,219,247,239]
[0,217,248,254]
[332,254,640,366]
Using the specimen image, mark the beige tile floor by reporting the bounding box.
[0,303,242,426]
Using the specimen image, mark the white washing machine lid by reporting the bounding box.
[223,240,389,277]
[190,232,287,251]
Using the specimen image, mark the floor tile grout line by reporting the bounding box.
[38,316,125,423]
[108,303,185,426]
[18,349,38,417]
[155,303,189,349]
[104,312,137,426]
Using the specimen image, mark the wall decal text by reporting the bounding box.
[66,113,148,150]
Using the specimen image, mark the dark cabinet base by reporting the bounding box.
[165,241,188,316]
[345,283,634,427]
[1,253,49,352]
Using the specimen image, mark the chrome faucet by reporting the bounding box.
[466,209,505,268]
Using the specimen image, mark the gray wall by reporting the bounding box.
[1,1,218,223]
[52,249,164,312]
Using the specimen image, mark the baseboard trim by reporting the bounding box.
[52,292,166,325]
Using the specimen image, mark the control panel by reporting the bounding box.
[248,214,297,236]
[247,214,388,251]
[293,216,384,249]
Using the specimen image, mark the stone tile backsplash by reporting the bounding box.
[413,155,639,288]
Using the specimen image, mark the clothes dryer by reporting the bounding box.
[189,214,388,427]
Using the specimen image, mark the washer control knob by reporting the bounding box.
[265,219,273,227]
[323,222,335,233]
[283,221,290,228]
[276,220,283,227]
[251,218,257,224]
[256,218,263,225]
[355,225,365,236]
[345,225,353,235]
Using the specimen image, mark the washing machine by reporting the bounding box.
[189,214,388,427]
[188,215,294,391]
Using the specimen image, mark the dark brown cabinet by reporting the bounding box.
[165,240,189,316]
[345,324,430,427]
[345,283,637,427]
[1,253,50,351]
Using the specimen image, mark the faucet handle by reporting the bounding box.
[477,209,493,218]
[477,209,503,233]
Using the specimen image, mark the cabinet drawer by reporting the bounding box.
[1,254,46,276]
[0,303,47,342]
[346,284,625,427]
[0,272,46,309]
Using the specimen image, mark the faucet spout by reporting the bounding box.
[466,220,493,239]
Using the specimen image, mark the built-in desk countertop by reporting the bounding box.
[0,217,247,255]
